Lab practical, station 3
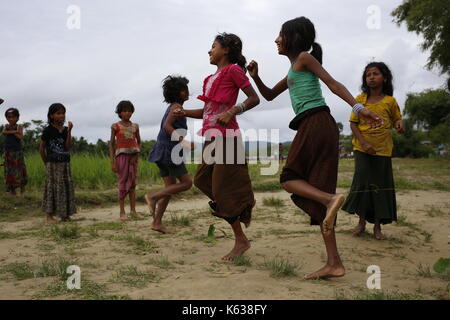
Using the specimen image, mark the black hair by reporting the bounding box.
[361,62,394,97]
[162,75,189,104]
[115,100,135,119]
[214,33,247,72]
[280,17,322,64]
[47,103,66,124]
[5,108,19,118]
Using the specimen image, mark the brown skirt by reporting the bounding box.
[194,136,255,226]
[280,108,339,225]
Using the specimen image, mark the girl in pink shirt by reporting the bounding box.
[177,33,260,261]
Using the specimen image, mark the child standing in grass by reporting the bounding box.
[342,62,404,240]
[175,33,260,261]
[247,17,383,279]
[40,103,76,223]
[109,100,144,221]
[2,108,28,195]
[146,75,194,234]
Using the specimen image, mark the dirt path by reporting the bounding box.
[0,189,449,300]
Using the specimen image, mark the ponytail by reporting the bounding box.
[311,42,322,65]
[236,54,247,73]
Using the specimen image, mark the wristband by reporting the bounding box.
[352,103,365,115]
[235,102,246,115]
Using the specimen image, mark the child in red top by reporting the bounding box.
[109,100,143,221]
[176,33,260,261]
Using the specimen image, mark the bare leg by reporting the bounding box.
[373,219,386,240]
[119,197,128,221]
[282,179,345,234]
[222,219,251,261]
[352,214,366,236]
[149,174,192,202]
[129,188,143,219]
[304,224,346,279]
[151,196,172,234]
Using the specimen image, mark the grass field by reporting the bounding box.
[1,154,449,222]
[0,155,449,300]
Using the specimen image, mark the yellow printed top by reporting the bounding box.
[350,93,402,157]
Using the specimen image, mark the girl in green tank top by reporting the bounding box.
[247,17,384,281]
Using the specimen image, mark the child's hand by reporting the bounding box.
[395,120,404,133]
[359,109,384,129]
[181,139,195,150]
[68,121,74,131]
[247,60,259,78]
[217,111,233,126]
[173,108,186,118]
[111,161,118,173]
[361,141,376,155]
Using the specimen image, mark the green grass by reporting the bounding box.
[106,233,158,254]
[0,262,35,280]
[233,255,252,267]
[416,264,433,278]
[145,255,173,269]
[35,257,77,280]
[112,265,158,288]
[49,224,81,241]
[168,213,192,226]
[33,279,131,300]
[262,197,284,207]
[335,288,425,300]
[260,258,301,277]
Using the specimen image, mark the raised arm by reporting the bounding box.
[247,60,288,101]
[300,52,383,128]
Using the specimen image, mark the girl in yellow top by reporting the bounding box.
[342,62,404,240]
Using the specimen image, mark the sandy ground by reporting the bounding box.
[0,188,449,300]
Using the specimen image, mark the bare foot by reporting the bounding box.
[304,264,346,280]
[374,228,387,240]
[119,214,129,221]
[323,194,345,234]
[46,215,57,224]
[130,211,144,219]
[351,223,366,236]
[144,194,156,218]
[150,224,172,234]
[221,240,251,261]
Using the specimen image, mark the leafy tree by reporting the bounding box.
[392,0,450,75]
[403,89,450,130]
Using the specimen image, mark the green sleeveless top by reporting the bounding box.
[287,67,326,115]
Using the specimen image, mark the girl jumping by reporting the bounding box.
[146,75,194,234]
[176,33,260,260]
[247,17,383,279]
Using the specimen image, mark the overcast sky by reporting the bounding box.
[0,0,446,143]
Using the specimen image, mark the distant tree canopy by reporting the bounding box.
[391,0,450,75]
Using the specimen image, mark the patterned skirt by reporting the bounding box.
[3,149,28,192]
[42,162,77,218]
